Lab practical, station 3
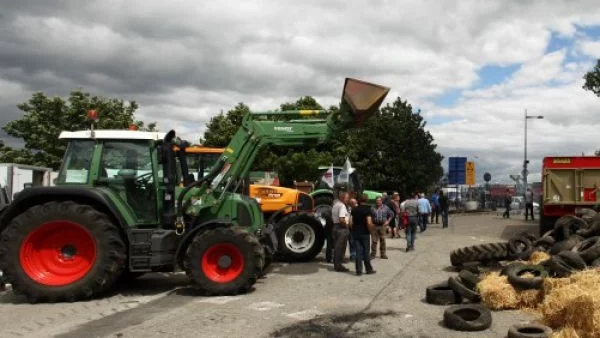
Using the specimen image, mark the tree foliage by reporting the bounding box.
[202,103,250,147]
[583,59,600,97]
[202,96,444,192]
[350,98,444,195]
[1,90,155,169]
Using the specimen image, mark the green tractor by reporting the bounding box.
[0,78,389,302]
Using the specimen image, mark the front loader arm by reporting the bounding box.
[184,78,389,217]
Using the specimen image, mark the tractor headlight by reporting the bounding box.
[254,197,262,204]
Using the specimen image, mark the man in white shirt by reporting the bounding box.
[332,191,350,272]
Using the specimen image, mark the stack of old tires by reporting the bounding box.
[423,212,600,336]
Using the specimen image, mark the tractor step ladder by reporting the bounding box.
[129,229,153,272]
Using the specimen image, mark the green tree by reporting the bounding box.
[201,96,444,193]
[279,96,323,111]
[583,59,600,97]
[2,90,154,169]
[350,97,444,195]
[202,103,250,147]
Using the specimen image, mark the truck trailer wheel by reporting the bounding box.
[276,213,325,262]
[185,226,264,296]
[0,201,126,302]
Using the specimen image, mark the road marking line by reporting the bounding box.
[196,296,243,304]
[284,308,323,320]
[248,301,284,311]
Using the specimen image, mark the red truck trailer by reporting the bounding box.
[540,156,600,234]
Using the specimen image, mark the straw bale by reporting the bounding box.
[538,269,600,338]
[552,326,581,338]
[477,272,520,310]
[529,251,551,265]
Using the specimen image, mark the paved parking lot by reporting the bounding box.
[0,214,539,338]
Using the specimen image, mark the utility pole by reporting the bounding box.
[524,109,544,202]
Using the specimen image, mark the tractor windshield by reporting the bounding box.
[57,140,96,184]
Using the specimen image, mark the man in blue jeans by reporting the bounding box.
[350,194,376,276]
[402,195,420,251]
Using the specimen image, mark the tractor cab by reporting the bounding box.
[58,130,166,225]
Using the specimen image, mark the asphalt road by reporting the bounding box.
[0,213,539,338]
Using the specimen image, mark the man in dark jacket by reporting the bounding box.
[439,190,449,228]
[503,190,512,219]
[351,194,376,276]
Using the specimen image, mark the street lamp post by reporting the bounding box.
[524,109,544,201]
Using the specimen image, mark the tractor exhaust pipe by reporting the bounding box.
[328,78,390,131]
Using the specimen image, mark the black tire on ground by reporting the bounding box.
[0,201,127,302]
[591,257,600,268]
[449,242,510,267]
[184,226,264,296]
[443,304,492,332]
[533,236,555,253]
[448,276,480,303]
[554,216,586,241]
[506,264,548,290]
[539,215,558,237]
[515,231,538,243]
[275,213,325,262]
[548,256,575,278]
[556,251,586,270]
[571,236,600,263]
[508,237,534,260]
[508,323,553,338]
[458,270,480,290]
[549,235,584,255]
[541,230,556,239]
[501,262,525,276]
[425,281,462,305]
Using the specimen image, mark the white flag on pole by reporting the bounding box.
[321,164,335,188]
[338,158,354,185]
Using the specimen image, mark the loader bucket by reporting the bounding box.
[331,78,390,130]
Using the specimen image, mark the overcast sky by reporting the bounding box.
[1,1,600,184]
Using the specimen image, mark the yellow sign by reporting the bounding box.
[466,161,476,185]
[553,157,571,164]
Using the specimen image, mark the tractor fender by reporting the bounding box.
[174,218,231,269]
[0,187,131,243]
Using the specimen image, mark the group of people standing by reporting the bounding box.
[325,190,450,275]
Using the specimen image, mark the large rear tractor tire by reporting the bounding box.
[0,201,126,302]
[185,226,264,296]
[276,213,325,262]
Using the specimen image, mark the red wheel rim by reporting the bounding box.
[201,243,244,283]
[19,221,97,286]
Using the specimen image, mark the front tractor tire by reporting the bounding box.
[185,226,264,296]
[0,201,126,302]
[276,213,325,262]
